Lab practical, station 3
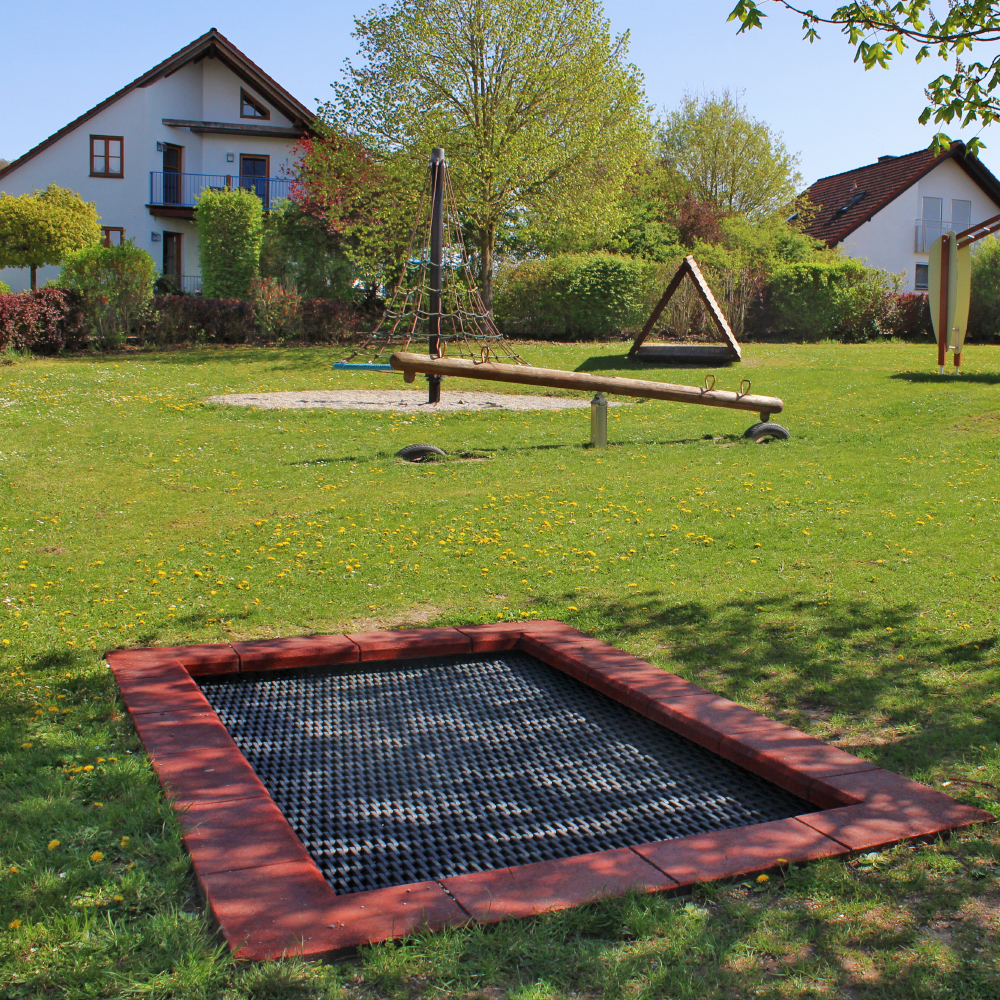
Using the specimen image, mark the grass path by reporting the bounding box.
[1,341,999,998]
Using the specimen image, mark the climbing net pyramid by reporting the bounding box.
[342,150,526,365]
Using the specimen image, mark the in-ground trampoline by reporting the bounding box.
[106,622,991,960]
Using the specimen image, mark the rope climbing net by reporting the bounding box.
[341,152,526,366]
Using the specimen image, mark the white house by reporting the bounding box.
[801,141,1000,292]
[0,28,314,293]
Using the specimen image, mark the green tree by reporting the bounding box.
[0,184,101,290]
[323,0,653,308]
[729,0,1000,152]
[260,200,355,300]
[59,242,155,350]
[195,188,263,299]
[659,91,802,220]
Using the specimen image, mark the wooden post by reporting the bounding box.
[938,235,949,372]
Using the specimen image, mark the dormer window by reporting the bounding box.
[240,88,270,120]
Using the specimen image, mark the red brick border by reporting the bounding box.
[106,621,992,960]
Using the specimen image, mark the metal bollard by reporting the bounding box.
[590,392,608,449]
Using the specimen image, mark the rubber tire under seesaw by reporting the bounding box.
[396,443,447,462]
[743,422,790,443]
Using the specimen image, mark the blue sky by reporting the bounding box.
[2,0,998,185]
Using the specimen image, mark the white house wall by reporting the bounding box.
[837,158,1000,291]
[1,57,301,293]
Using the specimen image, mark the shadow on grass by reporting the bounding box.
[558,591,1000,775]
[574,354,736,374]
[890,371,1000,385]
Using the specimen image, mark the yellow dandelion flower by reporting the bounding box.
[90,851,104,863]
[9,866,18,874]
[568,606,578,611]
[777,859,788,865]
[93,802,104,809]
[8,919,21,930]
[113,895,124,902]
[83,765,94,772]
[756,874,769,883]
[20,743,32,749]
[47,840,60,851]
[119,836,130,848]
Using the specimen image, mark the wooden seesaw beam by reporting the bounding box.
[389,352,784,419]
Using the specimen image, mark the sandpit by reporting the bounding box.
[205,389,628,412]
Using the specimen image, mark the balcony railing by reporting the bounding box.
[915,219,969,252]
[155,274,203,295]
[150,172,294,210]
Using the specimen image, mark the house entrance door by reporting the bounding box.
[163,145,183,204]
[163,232,182,288]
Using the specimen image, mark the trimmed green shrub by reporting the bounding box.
[196,188,263,299]
[59,242,155,349]
[495,253,664,338]
[765,258,903,342]
[969,234,1000,343]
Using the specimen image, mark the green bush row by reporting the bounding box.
[494,250,978,343]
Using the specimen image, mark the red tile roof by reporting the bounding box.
[801,141,1000,246]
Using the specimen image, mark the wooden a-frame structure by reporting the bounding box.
[628,255,741,363]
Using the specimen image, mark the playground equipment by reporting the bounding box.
[929,208,1000,373]
[334,147,526,395]
[389,351,789,443]
[629,255,742,365]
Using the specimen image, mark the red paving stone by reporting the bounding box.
[346,627,472,661]
[718,727,880,799]
[132,711,237,757]
[150,747,270,804]
[109,662,213,716]
[107,621,993,960]
[107,643,239,676]
[231,634,359,672]
[643,695,788,754]
[632,817,847,887]
[797,769,994,850]
[200,861,467,960]
[442,848,677,922]
[178,797,316,876]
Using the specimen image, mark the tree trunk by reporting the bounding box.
[30,265,37,292]
[478,227,496,313]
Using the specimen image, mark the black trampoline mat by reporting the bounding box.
[199,652,807,895]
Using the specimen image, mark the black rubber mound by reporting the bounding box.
[200,653,807,895]
[396,443,446,462]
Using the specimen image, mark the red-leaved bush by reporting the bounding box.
[0,288,87,353]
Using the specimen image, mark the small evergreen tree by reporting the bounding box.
[196,188,263,299]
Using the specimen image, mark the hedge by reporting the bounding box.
[0,288,87,353]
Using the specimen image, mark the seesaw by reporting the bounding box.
[389,351,789,443]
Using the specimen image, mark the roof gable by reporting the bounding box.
[801,142,1000,246]
[0,29,313,180]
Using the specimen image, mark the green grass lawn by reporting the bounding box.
[2,340,999,999]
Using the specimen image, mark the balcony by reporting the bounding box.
[915,219,968,253]
[148,172,294,218]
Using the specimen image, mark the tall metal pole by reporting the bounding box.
[427,147,445,404]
